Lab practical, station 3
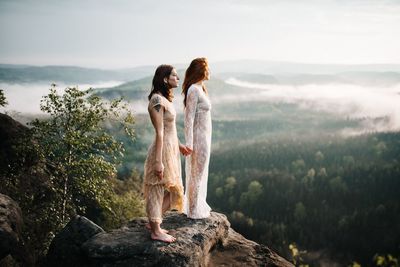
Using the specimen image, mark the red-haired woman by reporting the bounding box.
[144,65,189,243]
[182,57,212,219]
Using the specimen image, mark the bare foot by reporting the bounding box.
[145,223,168,233]
[151,232,176,243]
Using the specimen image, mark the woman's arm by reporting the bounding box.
[184,86,199,152]
[149,95,164,179]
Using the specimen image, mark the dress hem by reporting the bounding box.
[143,182,184,213]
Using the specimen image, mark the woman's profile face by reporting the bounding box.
[205,67,210,81]
[167,68,180,88]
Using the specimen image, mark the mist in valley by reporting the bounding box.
[0,81,123,115]
[2,70,400,138]
[225,77,400,133]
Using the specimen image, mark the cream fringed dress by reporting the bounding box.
[184,84,212,219]
[143,94,184,224]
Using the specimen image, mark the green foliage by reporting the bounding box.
[315,151,324,162]
[101,175,145,230]
[215,187,224,198]
[349,261,361,267]
[225,176,237,191]
[0,84,141,262]
[29,84,135,225]
[0,89,7,107]
[373,254,399,267]
[294,202,307,221]
[208,132,400,265]
[374,141,387,156]
[329,176,348,193]
[289,243,309,267]
[239,180,263,208]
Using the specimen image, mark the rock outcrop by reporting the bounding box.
[45,211,294,267]
[0,193,32,266]
[0,113,32,173]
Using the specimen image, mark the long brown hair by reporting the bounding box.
[148,64,174,102]
[182,57,209,106]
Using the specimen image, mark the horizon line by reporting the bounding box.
[2,59,400,71]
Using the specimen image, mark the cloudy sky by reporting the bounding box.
[0,0,399,68]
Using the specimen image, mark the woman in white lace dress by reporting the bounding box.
[182,57,212,219]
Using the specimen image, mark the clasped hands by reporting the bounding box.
[154,144,193,180]
[179,143,192,156]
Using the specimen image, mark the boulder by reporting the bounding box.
[0,193,32,266]
[45,215,105,267]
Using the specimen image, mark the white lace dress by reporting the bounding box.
[184,84,212,219]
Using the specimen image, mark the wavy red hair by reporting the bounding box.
[182,57,209,107]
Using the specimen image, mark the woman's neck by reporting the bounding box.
[195,80,203,86]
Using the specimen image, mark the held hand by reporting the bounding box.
[154,161,164,180]
[185,146,193,156]
[179,144,191,156]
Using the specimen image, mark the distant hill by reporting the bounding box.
[95,76,152,100]
[0,64,155,83]
[96,75,252,101]
[2,61,400,86]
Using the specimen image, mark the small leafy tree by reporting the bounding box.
[29,84,135,226]
[0,89,8,107]
[1,84,141,262]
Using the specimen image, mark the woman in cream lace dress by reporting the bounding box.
[144,65,190,243]
[182,58,212,219]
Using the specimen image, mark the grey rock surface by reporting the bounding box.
[209,228,292,267]
[46,211,294,267]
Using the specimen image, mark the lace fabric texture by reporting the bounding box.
[184,84,212,219]
[143,94,184,222]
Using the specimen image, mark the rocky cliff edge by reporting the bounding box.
[45,211,294,267]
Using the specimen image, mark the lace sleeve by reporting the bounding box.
[184,86,199,150]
